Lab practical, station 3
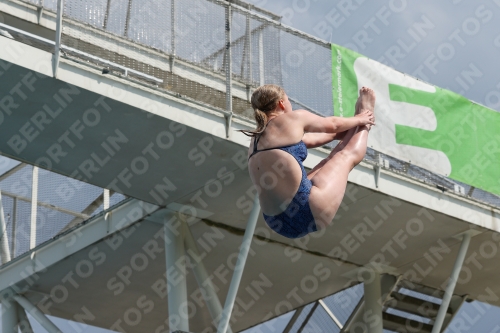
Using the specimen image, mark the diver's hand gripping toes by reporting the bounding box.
[355,109,375,126]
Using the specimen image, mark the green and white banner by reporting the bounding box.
[331,44,500,197]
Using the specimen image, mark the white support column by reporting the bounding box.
[11,197,17,258]
[13,293,62,333]
[170,0,176,71]
[282,306,305,333]
[0,190,12,264]
[258,29,264,85]
[183,222,233,333]
[431,232,472,333]
[217,194,260,333]
[363,269,383,333]
[29,167,39,250]
[244,9,252,102]
[319,299,343,329]
[53,0,63,78]
[164,214,189,333]
[103,189,110,210]
[246,10,252,84]
[224,3,233,139]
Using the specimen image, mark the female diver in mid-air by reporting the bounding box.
[241,85,376,239]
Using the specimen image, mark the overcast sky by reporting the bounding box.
[254,0,500,113]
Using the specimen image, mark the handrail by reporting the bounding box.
[0,22,163,84]
[206,0,330,48]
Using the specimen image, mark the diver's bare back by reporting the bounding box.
[247,111,307,215]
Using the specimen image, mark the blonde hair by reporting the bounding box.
[239,84,285,137]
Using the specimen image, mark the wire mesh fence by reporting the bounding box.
[0,155,127,262]
[56,0,327,118]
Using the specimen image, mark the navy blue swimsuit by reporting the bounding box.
[249,131,317,239]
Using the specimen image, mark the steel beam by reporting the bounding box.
[13,292,62,333]
[205,0,328,47]
[0,163,26,182]
[164,213,189,332]
[183,222,232,333]
[0,198,159,292]
[297,302,319,333]
[282,306,305,333]
[431,232,472,333]
[0,189,88,219]
[319,299,343,329]
[217,194,260,333]
[340,296,365,333]
[200,23,267,65]
[17,303,34,333]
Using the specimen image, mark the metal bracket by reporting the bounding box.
[453,184,465,195]
[246,84,252,102]
[36,6,44,24]
[225,112,233,139]
[169,55,175,72]
[374,155,389,188]
[374,164,381,188]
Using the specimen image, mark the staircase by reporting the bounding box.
[341,276,466,333]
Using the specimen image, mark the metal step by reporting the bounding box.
[382,312,433,333]
[388,292,446,319]
[399,280,446,299]
[340,276,466,333]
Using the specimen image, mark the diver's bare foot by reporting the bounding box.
[356,87,376,112]
[355,87,376,129]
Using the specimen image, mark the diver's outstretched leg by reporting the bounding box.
[308,87,376,229]
[307,87,374,178]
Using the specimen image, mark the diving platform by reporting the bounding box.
[0,0,499,332]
